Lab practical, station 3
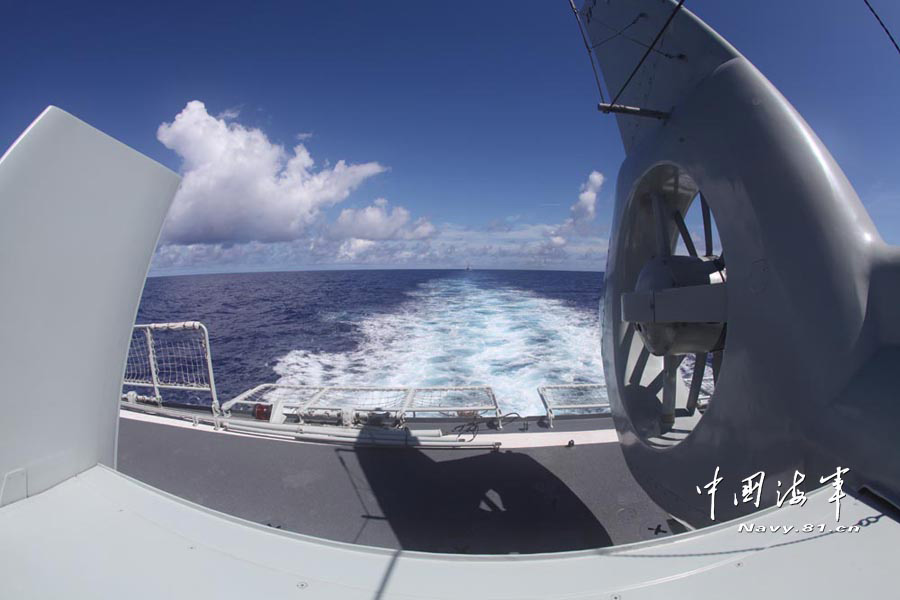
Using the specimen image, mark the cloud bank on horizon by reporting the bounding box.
[152,101,608,273]
[157,100,388,245]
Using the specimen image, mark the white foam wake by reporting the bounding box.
[273,278,605,415]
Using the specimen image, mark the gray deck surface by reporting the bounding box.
[118,418,676,554]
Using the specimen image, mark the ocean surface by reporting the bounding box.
[136,269,605,416]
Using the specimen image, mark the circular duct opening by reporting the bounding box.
[614,164,726,448]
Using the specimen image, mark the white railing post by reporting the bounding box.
[538,386,554,428]
[198,323,220,415]
[488,387,502,429]
[144,328,162,406]
[398,388,417,422]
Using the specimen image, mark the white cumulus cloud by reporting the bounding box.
[573,170,604,224]
[157,100,386,245]
[148,125,608,275]
[338,238,376,260]
[332,198,436,241]
[553,170,605,237]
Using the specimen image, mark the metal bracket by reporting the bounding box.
[598,103,669,120]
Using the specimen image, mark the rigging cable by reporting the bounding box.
[593,13,684,61]
[863,0,900,58]
[568,0,607,103]
[608,0,685,108]
[592,14,643,50]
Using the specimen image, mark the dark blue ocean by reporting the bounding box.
[136,270,605,415]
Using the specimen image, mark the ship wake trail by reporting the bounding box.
[273,278,605,415]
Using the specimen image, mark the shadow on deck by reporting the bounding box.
[348,446,611,553]
[117,418,670,553]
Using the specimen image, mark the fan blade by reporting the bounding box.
[672,208,698,257]
[661,354,680,424]
[652,194,671,257]
[701,193,713,257]
[686,352,707,415]
[628,345,651,386]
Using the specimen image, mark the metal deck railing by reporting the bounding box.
[121,321,613,439]
[122,321,220,413]
[221,383,502,427]
[537,384,610,428]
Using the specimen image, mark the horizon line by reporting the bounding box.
[147,265,605,278]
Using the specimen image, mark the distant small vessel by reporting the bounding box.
[465,262,471,271]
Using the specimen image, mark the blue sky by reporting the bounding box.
[3,1,900,274]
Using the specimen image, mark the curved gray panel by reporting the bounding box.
[590,0,900,524]
[0,107,179,504]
